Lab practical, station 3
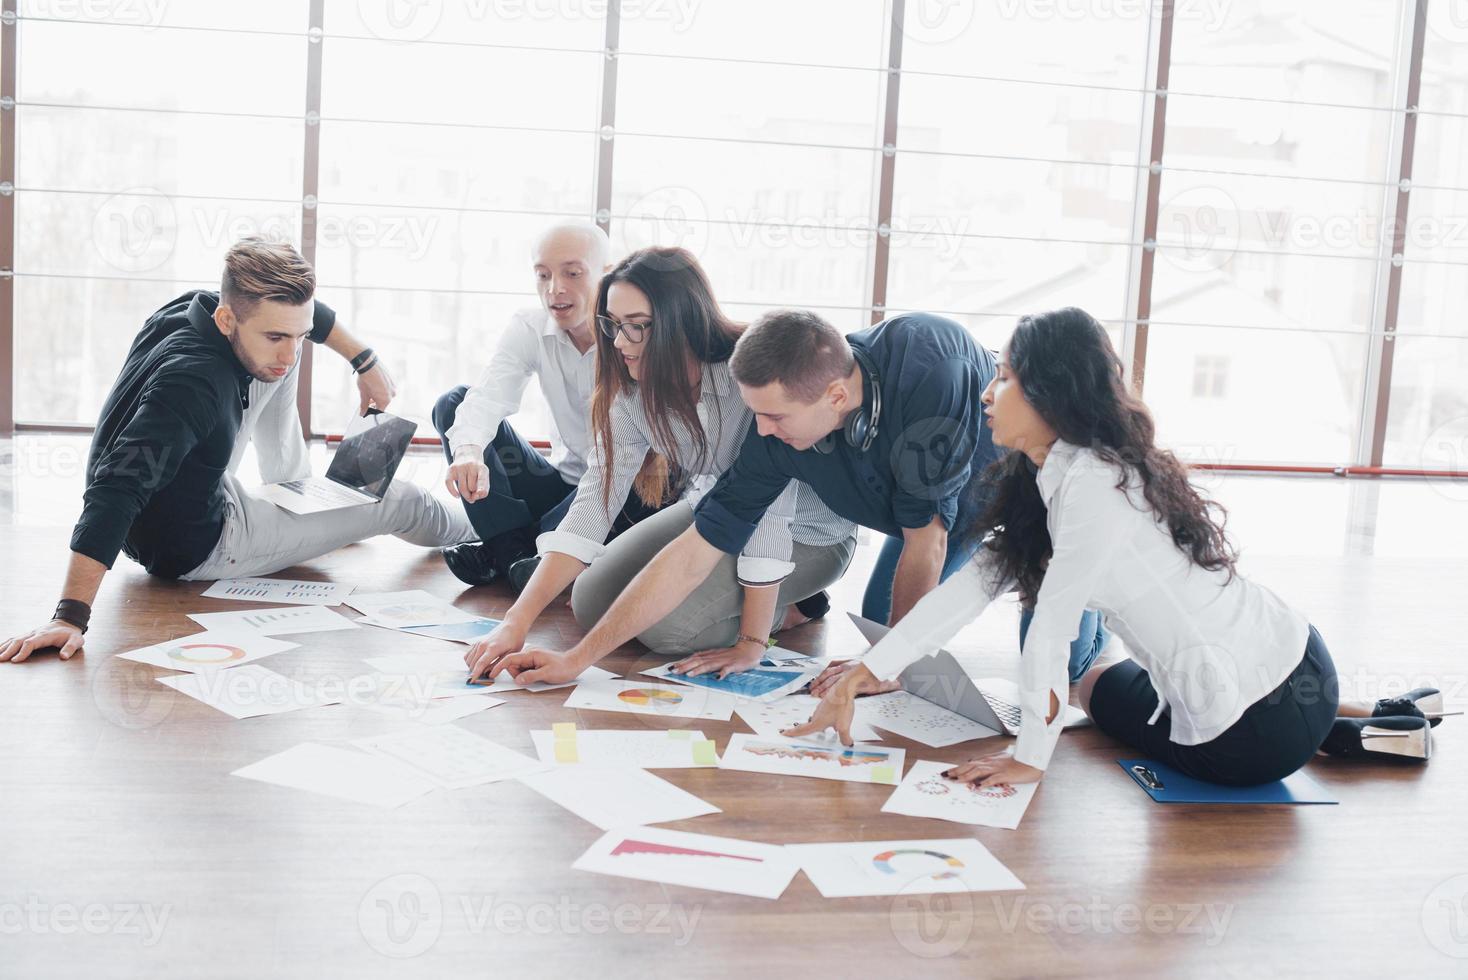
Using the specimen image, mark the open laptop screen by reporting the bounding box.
[325,409,418,500]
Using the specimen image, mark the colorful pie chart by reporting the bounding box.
[872,849,965,881]
[167,643,248,664]
[617,688,684,706]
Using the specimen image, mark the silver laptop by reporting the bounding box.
[259,409,417,516]
[848,612,1089,734]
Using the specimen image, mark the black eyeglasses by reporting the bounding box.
[596,314,651,343]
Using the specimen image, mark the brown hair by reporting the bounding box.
[730,309,855,403]
[220,236,315,319]
[591,247,743,508]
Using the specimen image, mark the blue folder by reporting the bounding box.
[1118,759,1338,805]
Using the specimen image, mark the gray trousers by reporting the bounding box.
[570,501,856,657]
[181,474,475,581]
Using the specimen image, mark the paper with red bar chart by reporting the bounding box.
[573,828,799,899]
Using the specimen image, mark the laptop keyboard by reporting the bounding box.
[279,479,364,504]
[983,691,1023,730]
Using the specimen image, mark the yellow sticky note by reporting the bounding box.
[870,765,896,785]
[554,740,579,764]
[666,730,692,741]
[552,722,577,740]
[692,740,718,766]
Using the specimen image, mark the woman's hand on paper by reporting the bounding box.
[943,748,1043,788]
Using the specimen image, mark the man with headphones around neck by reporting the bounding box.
[481,309,1108,689]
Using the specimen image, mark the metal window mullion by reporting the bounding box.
[593,0,621,234]
[0,0,17,435]
[867,0,904,325]
[1359,0,1427,468]
[296,0,324,440]
[1124,0,1174,395]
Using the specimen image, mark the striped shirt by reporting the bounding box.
[538,360,856,584]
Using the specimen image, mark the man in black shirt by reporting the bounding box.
[1,238,472,663]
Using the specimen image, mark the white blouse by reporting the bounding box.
[862,440,1309,771]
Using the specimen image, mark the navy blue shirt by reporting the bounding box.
[71,290,335,578]
[694,312,999,555]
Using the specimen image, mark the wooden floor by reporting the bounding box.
[2,436,1466,978]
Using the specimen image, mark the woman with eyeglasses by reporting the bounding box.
[464,247,857,683]
[787,307,1445,786]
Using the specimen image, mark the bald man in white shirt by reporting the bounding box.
[433,222,663,588]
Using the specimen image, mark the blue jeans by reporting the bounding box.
[861,530,980,625]
[863,531,1109,683]
[1020,606,1109,683]
[432,385,660,545]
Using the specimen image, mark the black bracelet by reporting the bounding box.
[53,599,91,634]
[355,355,379,376]
[349,347,376,372]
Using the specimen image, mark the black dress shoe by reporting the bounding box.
[1374,687,1454,727]
[794,590,831,621]
[441,542,502,586]
[507,554,541,595]
[1319,715,1431,761]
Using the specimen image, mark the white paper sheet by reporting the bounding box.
[880,760,1040,830]
[357,616,501,644]
[157,664,340,719]
[529,727,718,768]
[855,690,1003,747]
[116,629,299,674]
[563,678,736,721]
[517,766,720,830]
[352,678,507,723]
[187,605,358,636]
[353,724,549,789]
[762,647,825,669]
[231,743,437,808]
[201,578,353,606]
[788,838,1025,897]
[573,828,799,899]
[343,590,480,627]
[718,733,905,785]
[366,651,616,697]
[734,693,882,742]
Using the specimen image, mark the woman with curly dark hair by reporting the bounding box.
[790,307,1443,786]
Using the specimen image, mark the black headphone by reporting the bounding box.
[815,346,882,454]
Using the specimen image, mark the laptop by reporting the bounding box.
[847,613,1088,735]
[259,409,418,515]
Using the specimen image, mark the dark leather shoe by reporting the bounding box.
[1374,687,1451,727]
[441,542,502,587]
[506,554,541,595]
[1320,715,1431,761]
[794,590,830,621]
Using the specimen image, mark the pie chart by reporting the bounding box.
[872,849,965,881]
[617,688,684,706]
[167,643,248,664]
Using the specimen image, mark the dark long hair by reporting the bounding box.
[966,307,1238,600]
[591,247,743,508]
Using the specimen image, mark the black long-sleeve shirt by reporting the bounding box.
[69,290,336,578]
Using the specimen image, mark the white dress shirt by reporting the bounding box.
[539,360,855,585]
[863,440,1309,772]
[445,307,596,484]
